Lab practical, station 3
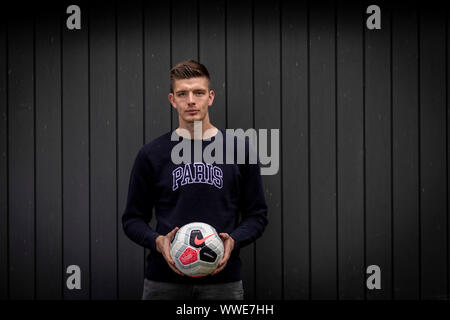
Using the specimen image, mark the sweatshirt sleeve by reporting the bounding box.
[122,148,160,252]
[230,140,268,250]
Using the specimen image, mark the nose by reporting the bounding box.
[187,92,195,104]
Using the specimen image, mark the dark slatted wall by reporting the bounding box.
[1,0,449,300]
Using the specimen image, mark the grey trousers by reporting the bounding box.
[142,278,244,300]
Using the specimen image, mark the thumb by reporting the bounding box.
[168,227,179,240]
[218,233,229,241]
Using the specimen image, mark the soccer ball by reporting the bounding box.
[170,222,224,277]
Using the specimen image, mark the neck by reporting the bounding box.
[177,119,217,140]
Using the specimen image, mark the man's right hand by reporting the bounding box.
[155,227,184,276]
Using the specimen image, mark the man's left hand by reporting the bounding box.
[211,233,235,276]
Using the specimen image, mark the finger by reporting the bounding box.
[218,256,228,267]
[163,251,183,276]
[220,244,232,265]
[163,249,175,265]
[218,251,226,264]
[172,265,184,276]
[218,248,231,267]
[163,252,171,264]
[211,263,226,276]
[168,262,184,276]
[160,242,174,264]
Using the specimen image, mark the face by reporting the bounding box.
[168,77,215,125]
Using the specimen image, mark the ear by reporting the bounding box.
[208,90,215,106]
[168,92,177,109]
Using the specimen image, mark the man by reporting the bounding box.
[122,60,268,300]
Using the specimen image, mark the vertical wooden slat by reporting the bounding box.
[419,5,447,300]
[144,1,171,140]
[143,0,172,281]
[447,7,450,301]
[8,7,35,300]
[90,0,117,299]
[254,0,282,300]
[309,0,337,299]
[170,0,199,129]
[199,0,226,130]
[281,0,309,300]
[392,4,420,299]
[62,0,90,300]
[35,3,62,299]
[117,0,144,300]
[365,0,393,300]
[226,0,255,300]
[0,16,8,300]
[336,1,365,299]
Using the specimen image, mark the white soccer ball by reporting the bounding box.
[170,222,224,277]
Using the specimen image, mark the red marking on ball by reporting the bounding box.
[179,247,199,265]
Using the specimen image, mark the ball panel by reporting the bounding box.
[200,246,217,263]
[179,247,199,265]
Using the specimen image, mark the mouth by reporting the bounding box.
[186,110,199,115]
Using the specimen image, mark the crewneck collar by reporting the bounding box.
[174,127,220,141]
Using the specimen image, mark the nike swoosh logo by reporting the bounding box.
[194,234,214,246]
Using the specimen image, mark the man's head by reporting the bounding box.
[168,60,215,127]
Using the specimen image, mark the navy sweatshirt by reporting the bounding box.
[122,128,268,284]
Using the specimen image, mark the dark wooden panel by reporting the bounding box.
[35,4,62,299]
[448,10,450,302]
[309,0,337,299]
[419,6,447,299]
[392,5,420,299]
[199,0,226,129]
[226,0,253,129]
[225,0,255,300]
[89,1,117,299]
[117,0,144,300]
[253,0,282,299]
[144,1,171,140]
[281,0,309,300]
[7,11,35,300]
[143,0,172,281]
[62,0,90,300]
[170,0,199,129]
[448,10,450,301]
[365,1,392,300]
[0,20,8,300]
[336,2,365,299]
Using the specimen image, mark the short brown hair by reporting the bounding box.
[170,60,210,93]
